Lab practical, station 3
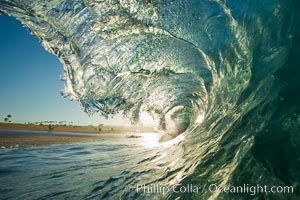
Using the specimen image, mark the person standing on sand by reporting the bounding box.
[48,124,53,132]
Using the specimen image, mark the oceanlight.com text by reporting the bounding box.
[134,184,294,196]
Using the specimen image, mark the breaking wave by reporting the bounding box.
[1,0,299,199]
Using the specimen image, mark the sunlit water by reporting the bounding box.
[0,132,160,199]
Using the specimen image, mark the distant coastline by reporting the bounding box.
[0,123,157,148]
[0,122,156,134]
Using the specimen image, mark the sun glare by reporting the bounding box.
[139,112,159,127]
[142,133,160,148]
[196,114,205,124]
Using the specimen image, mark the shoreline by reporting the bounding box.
[0,130,134,148]
[0,123,157,148]
[0,122,156,133]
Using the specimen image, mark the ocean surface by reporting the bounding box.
[0,131,161,199]
[0,0,300,199]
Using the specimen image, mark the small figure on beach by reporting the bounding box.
[98,124,103,132]
[48,124,53,132]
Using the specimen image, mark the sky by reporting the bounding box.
[0,15,128,126]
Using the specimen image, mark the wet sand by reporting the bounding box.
[0,131,127,148]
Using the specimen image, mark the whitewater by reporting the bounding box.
[0,0,299,199]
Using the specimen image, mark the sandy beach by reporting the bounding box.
[0,130,130,148]
[0,122,156,133]
[0,122,117,133]
[0,123,154,148]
